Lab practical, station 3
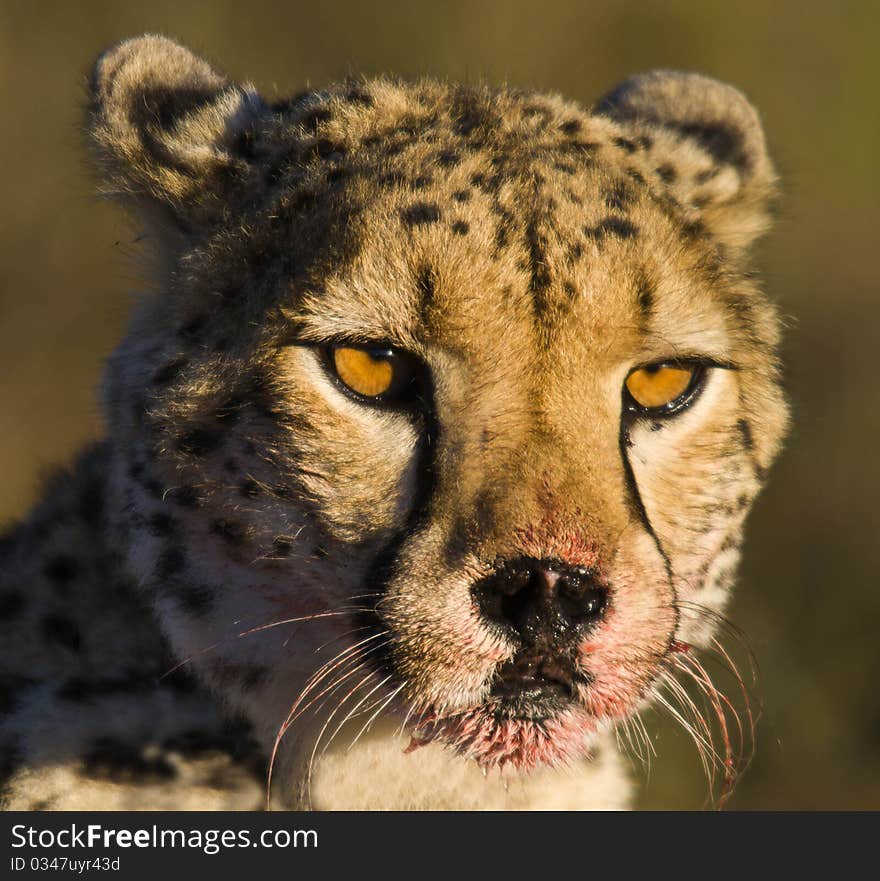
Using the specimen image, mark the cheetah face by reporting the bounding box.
[91,38,788,791]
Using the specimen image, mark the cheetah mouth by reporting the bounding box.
[405,662,597,771]
[406,700,597,771]
[489,648,590,708]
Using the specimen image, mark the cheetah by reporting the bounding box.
[0,35,788,810]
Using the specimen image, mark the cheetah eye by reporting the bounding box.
[326,344,418,403]
[624,362,704,415]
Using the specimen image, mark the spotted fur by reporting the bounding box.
[0,36,788,810]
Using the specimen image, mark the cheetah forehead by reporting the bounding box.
[89,37,777,347]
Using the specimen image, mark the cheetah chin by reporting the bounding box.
[0,35,788,811]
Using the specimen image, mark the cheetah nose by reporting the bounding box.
[473,557,608,648]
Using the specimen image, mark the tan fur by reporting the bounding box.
[0,35,788,811]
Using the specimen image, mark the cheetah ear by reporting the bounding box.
[88,35,268,231]
[595,70,776,255]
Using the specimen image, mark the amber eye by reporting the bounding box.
[624,363,700,413]
[328,345,415,401]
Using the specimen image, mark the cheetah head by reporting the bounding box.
[90,36,788,804]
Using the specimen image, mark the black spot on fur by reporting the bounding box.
[304,139,346,163]
[525,219,552,302]
[213,397,243,425]
[613,136,638,153]
[289,189,318,214]
[737,419,755,451]
[229,127,257,161]
[436,149,461,168]
[492,202,517,253]
[239,478,261,499]
[452,97,490,137]
[682,217,708,240]
[416,264,436,308]
[412,174,433,189]
[402,202,441,226]
[263,148,297,186]
[558,139,599,158]
[720,534,739,552]
[604,181,634,212]
[178,315,207,341]
[176,428,221,457]
[163,667,199,695]
[166,485,200,508]
[656,163,677,184]
[343,88,373,106]
[43,554,80,588]
[137,86,220,133]
[326,166,351,185]
[248,374,287,423]
[271,538,292,557]
[42,615,82,652]
[163,717,265,780]
[211,519,245,546]
[177,584,216,617]
[559,119,581,136]
[242,667,269,690]
[452,189,470,203]
[162,729,223,757]
[678,121,749,171]
[0,591,25,620]
[299,107,332,133]
[155,546,186,578]
[82,738,176,784]
[584,216,639,244]
[147,512,177,538]
[451,220,469,236]
[635,270,655,320]
[522,102,552,121]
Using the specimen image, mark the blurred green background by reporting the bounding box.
[1,1,877,809]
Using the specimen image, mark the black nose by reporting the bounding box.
[473,557,608,648]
